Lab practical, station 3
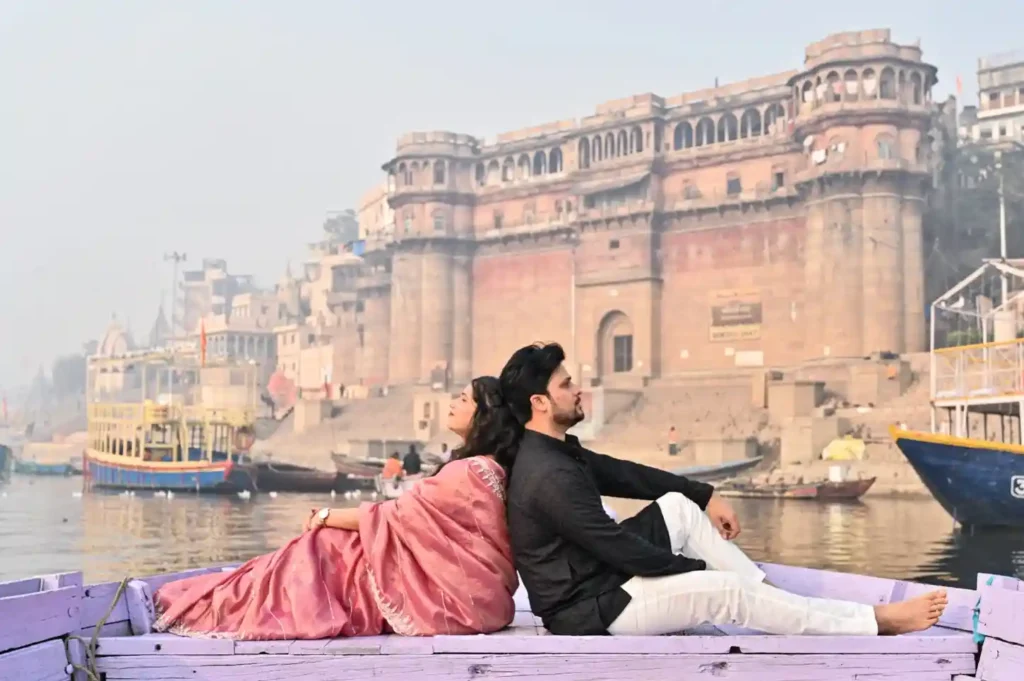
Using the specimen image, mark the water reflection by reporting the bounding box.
[1,476,1022,585]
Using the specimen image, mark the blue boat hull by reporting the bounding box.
[892,429,1024,529]
[85,454,258,494]
[14,460,76,476]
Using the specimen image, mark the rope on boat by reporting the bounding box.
[64,577,130,681]
[972,574,996,644]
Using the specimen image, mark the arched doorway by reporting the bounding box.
[596,311,634,379]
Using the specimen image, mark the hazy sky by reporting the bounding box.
[0,0,1018,388]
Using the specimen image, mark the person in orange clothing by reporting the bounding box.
[381,452,403,479]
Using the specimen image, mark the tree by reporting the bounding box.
[323,209,359,243]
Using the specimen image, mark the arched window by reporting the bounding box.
[486,160,500,185]
[844,69,859,102]
[673,122,693,150]
[764,103,785,135]
[910,72,923,105]
[603,132,614,158]
[549,147,563,173]
[592,135,603,162]
[876,134,897,160]
[825,71,841,103]
[617,130,628,156]
[578,138,590,169]
[862,68,877,98]
[630,126,643,154]
[740,109,761,138]
[717,113,738,143]
[517,154,531,180]
[533,150,547,176]
[474,163,485,187]
[433,160,446,185]
[501,157,515,182]
[879,67,896,100]
[800,81,815,111]
[695,117,715,146]
[397,162,408,186]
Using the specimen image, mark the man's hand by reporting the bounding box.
[705,493,740,540]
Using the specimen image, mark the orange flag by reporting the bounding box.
[200,319,207,368]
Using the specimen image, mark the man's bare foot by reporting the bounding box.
[874,591,948,635]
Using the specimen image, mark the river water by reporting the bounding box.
[1,475,1023,587]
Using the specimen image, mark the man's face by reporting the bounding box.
[542,364,584,429]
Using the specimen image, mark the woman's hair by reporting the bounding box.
[437,376,521,474]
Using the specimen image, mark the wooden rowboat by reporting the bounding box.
[3,560,1021,680]
[716,477,877,500]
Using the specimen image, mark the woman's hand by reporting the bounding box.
[304,508,318,532]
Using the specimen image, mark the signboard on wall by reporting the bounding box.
[709,288,762,342]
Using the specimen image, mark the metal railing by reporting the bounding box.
[932,338,1024,401]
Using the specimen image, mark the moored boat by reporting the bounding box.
[715,476,876,500]
[375,472,424,499]
[671,455,764,482]
[84,350,259,494]
[891,426,1024,529]
[254,461,354,494]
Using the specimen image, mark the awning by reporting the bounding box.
[572,171,650,196]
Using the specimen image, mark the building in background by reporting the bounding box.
[961,51,1024,149]
[328,29,941,390]
[179,258,259,337]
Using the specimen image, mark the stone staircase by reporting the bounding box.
[254,388,418,467]
[588,378,771,467]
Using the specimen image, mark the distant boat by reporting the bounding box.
[14,459,77,476]
[891,426,1024,529]
[254,461,372,494]
[671,455,764,482]
[0,444,11,482]
[84,350,259,494]
[715,477,875,500]
[375,473,424,499]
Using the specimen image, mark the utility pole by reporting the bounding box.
[996,151,1008,304]
[163,252,187,338]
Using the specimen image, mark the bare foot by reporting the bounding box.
[874,591,948,635]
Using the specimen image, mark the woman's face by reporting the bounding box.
[447,382,477,439]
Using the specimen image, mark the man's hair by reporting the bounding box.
[499,342,566,425]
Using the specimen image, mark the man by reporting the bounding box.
[402,445,422,476]
[500,342,946,637]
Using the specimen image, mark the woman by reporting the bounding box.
[152,377,520,639]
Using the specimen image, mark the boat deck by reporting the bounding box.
[2,562,1023,680]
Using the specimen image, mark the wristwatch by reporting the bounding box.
[315,507,331,528]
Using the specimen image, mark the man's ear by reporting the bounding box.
[529,393,547,414]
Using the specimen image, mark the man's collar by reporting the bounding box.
[522,429,584,459]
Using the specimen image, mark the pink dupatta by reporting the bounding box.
[152,456,516,639]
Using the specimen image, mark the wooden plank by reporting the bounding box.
[94,652,976,680]
[81,580,129,631]
[978,573,1023,592]
[96,634,234,656]
[125,579,155,635]
[0,586,82,654]
[758,562,978,633]
[978,583,1024,646]
[0,571,81,599]
[0,639,70,681]
[977,638,1024,681]
[233,637,435,656]
[430,632,976,655]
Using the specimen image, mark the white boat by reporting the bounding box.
[374,473,424,499]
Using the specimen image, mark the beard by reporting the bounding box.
[553,402,585,428]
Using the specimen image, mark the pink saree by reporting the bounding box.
[152,456,517,639]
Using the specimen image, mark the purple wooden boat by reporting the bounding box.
[1,562,1022,680]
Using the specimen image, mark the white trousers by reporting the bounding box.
[607,493,879,636]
